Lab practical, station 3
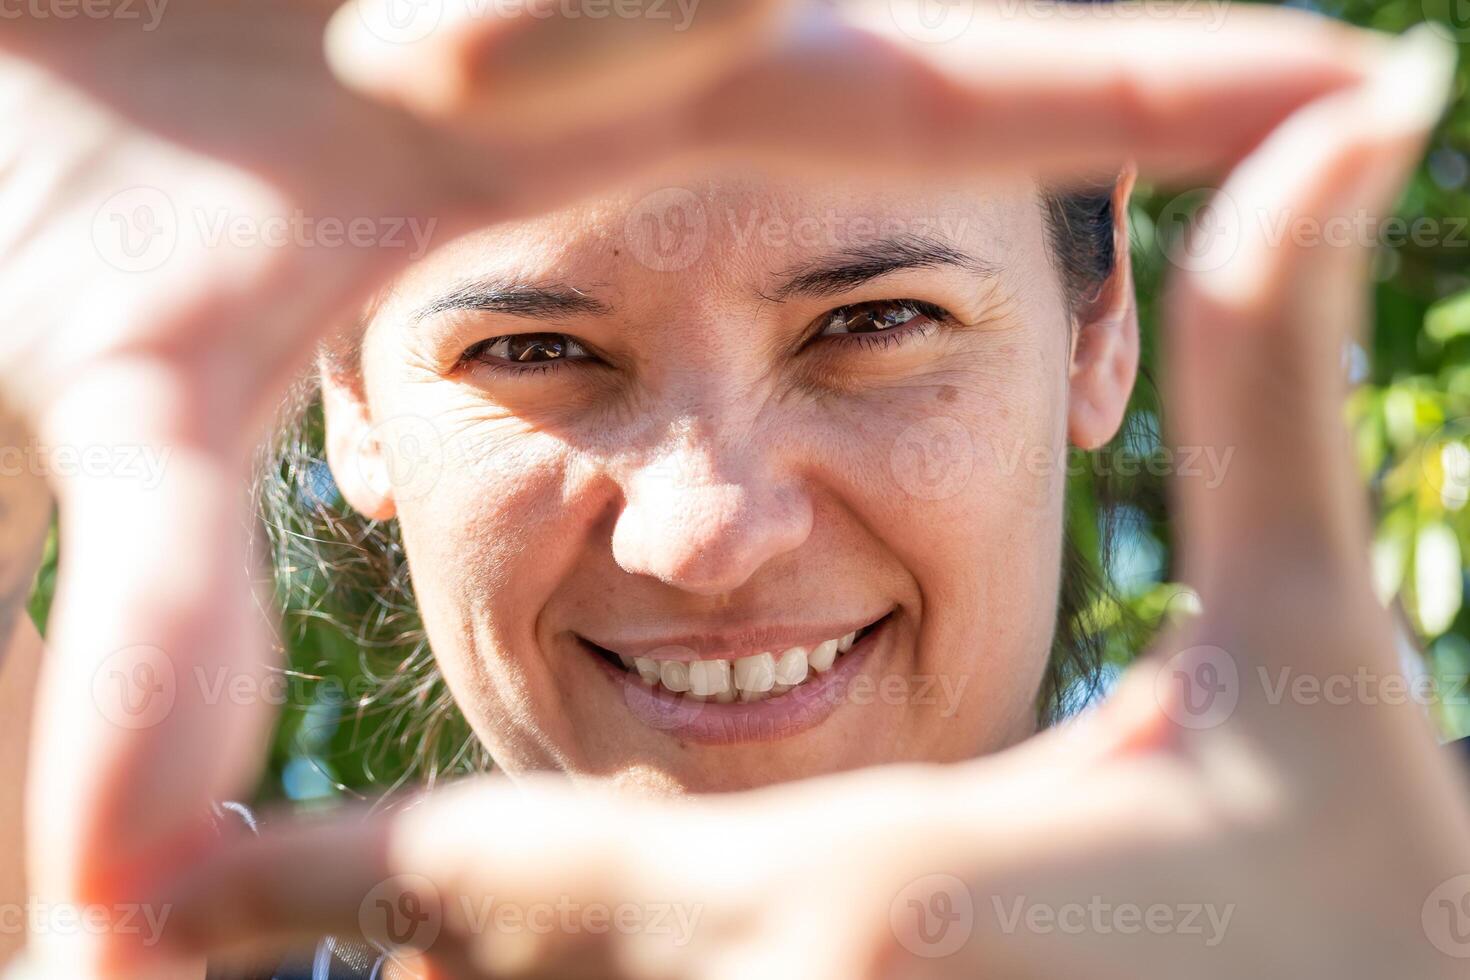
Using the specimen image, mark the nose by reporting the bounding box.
[611,432,813,597]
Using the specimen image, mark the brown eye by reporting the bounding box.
[817,299,942,336]
[469,333,591,365]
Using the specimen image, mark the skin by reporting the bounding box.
[323,174,1138,793]
[6,4,1464,979]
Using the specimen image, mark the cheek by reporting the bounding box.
[387,412,582,659]
[828,323,1069,522]
[816,319,1071,681]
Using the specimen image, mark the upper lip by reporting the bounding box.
[579,611,891,662]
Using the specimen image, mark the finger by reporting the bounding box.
[1161,28,1456,662]
[150,782,645,976]
[23,370,280,974]
[696,2,1392,183]
[329,0,1390,184]
[326,0,790,140]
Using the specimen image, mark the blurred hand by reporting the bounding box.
[0,2,1452,978]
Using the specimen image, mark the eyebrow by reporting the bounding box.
[767,234,999,302]
[413,278,611,323]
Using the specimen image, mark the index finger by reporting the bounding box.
[328,0,1392,184]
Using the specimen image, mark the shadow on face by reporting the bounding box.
[322,169,1137,794]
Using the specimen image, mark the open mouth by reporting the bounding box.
[581,612,892,704]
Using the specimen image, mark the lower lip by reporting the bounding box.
[595,620,886,745]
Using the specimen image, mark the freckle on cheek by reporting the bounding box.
[937,386,958,404]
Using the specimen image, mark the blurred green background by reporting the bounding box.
[25,0,1470,805]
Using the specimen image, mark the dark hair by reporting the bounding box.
[1039,181,1128,722]
[257,182,1130,786]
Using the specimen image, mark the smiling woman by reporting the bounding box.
[6,1,1470,979]
[258,171,1136,796]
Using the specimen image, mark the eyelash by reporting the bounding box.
[459,333,592,377]
[458,299,953,377]
[812,299,949,352]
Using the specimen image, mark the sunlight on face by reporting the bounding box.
[327,171,1129,794]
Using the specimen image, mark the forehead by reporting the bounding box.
[378,172,1048,318]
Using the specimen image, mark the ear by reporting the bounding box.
[1068,165,1140,451]
[320,354,398,522]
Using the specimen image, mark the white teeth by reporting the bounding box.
[660,660,691,693]
[774,646,809,686]
[626,626,873,701]
[808,638,839,673]
[688,659,733,699]
[733,652,776,699]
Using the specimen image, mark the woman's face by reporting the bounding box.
[325,173,1136,794]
